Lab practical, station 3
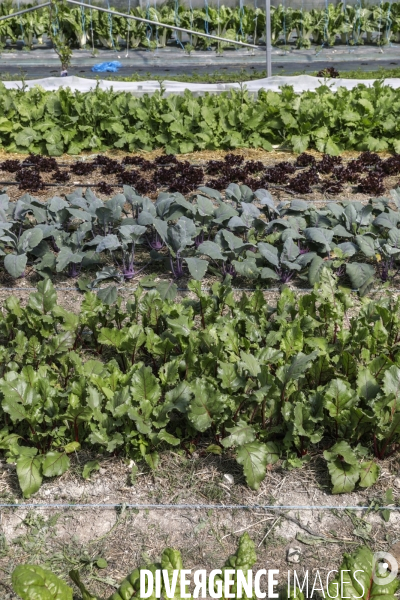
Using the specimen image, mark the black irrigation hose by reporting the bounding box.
[0,180,385,202]
[0,285,310,293]
[2,285,400,293]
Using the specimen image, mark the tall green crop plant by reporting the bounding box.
[252,7,266,45]
[311,8,327,44]
[156,5,175,47]
[371,2,393,45]
[0,0,16,46]
[48,0,73,71]
[323,2,346,46]
[391,1,400,41]
[293,8,313,48]
[19,4,48,48]
[58,5,90,48]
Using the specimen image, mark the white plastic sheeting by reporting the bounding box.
[2,74,400,95]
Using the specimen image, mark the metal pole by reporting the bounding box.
[65,0,259,49]
[0,2,50,22]
[265,0,272,77]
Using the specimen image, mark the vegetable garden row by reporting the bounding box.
[2,150,398,196]
[1,82,400,156]
[0,0,399,50]
[9,536,391,600]
[2,171,400,289]
[2,269,400,497]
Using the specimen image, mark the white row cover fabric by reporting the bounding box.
[3,74,400,95]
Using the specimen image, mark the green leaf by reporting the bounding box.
[383,365,400,399]
[232,258,260,279]
[206,444,222,454]
[280,351,319,385]
[264,442,280,464]
[144,451,160,470]
[217,363,245,392]
[96,558,108,569]
[156,281,177,301]
[4,253,27,278]
[323,440,358,465]
[188,379,222,432]
[328,545,399,600]
[296,532,326,545]
[346,263,375,292]
[222,420,256,448]
[18,228,44,252]
[162,547,183,574]
[16,455,43,499]
[68,570,98,600]
[156,429,181,446]
[28,279,57,313]
[64,441,81,454]
[131,366,161,405]
[258,242,279,267]
[42,451,70,478]
[236,442,269,490]
[358,461,380,488]
[324,137,341,156]
[15,127,38,147]
[97,286,118,305]
[326,459,360,494]
[197,241,225,260]
[185,257,208,280]
[56,248,84,272]
[357,369,380,401]
[323,379,356,418]
[98,327,124,348]
[291,134,310,154]
[239,350,261,377]
[308,255,325,285]
[82,460,100,480]
[260,267,280,280]
[355,235,376,258]
[12,564,73,600]
[223,531,257,570]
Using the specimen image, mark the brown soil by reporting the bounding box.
[1,452,400,600]
[1,149,398,204]
[1,149,400,599]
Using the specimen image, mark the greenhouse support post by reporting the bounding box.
[266,0,272,77]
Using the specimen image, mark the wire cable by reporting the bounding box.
[1,502,399,510]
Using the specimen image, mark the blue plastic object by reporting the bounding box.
[91,61,122,73]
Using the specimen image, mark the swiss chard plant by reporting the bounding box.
[9,538,399,600]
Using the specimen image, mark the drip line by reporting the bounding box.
[3,286,400,294]
[0,502,399,510]
[0,179,392,205]
[0,286,308,292]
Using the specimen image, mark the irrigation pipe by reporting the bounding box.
[65,0,259,50]
[0,2,50,22]
[0,285,308,293]
[0,502,399,510]
[0,181,385,205]
[3,286,400,293]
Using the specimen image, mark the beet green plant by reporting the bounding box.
[2,270,400,497]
